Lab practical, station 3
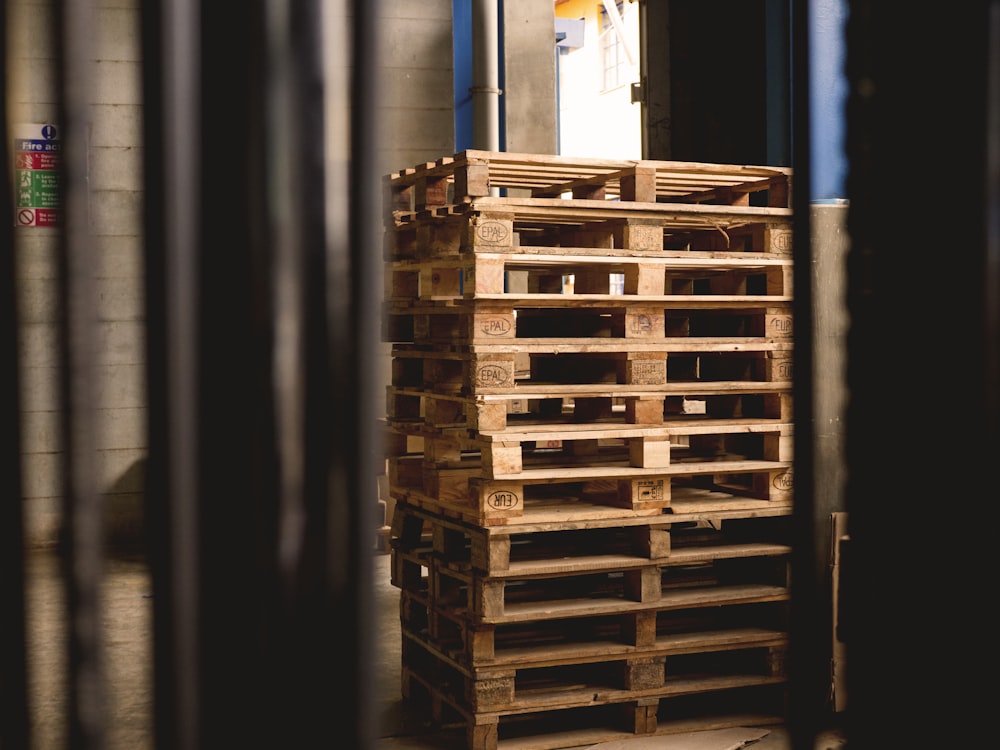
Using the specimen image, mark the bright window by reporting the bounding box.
[599,1,628,91]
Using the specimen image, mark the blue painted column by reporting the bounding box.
[809,0,848,202]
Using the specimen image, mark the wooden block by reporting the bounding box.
[423,397,463,426]
[632,700,658,734]
[472,312,515,339]
[388,456,422,491]
[463,258,505,295]
[474,578,506,619]
[387,175,411,212]
[469,671,516,711]
[624,610,658,647]
[626,396,665,424]
[766,175,791,207]
[414,174,448,210]
[768,644,789,677]
[468,719,498,750]
[620,163,657,202]
[767,225,794,254]
[417,219,462,257]
[455,161,490,200]
[767,264,794,295]
[470,214,514,250]
[624,355,666,386]
[424,466,479,504]
[423,437,461,464]
[619,220,664,252]
[471,479,524,518]
[472,401,508,431]
[625,307,665,338]
[623,261,665,294]
[764,431,794,462]
[472,354,516,391]
[471,534,511,573]
[419,265,462,297]
[468,627,496,662]
[484,441,522,476]
[618,476,670,510]
[645,526,672,558]
[629,436,670,468]
[625,657,666,690]
[624,566,661,602]
[767,353,794,382]
[755,468,793,503]
[767,312,793,338]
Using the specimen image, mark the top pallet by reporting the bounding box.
[385,150,793,214]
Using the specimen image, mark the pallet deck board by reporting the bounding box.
[387,150,792,210]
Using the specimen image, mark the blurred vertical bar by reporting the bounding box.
[346,0,383,746]
[989,3,1000,435]
[53,0,105,747]
[0,0,30,746]
[788,0,820,748]
[141,0,381,745]
[140,0,201,746]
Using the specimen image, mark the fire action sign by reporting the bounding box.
[14,123,61,227]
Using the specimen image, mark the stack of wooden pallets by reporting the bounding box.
[382,150,795,750]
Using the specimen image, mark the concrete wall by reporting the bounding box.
[377,0,455,177]
[9,0,146,549]
[8,0,558,548]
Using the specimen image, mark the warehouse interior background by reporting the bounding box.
[1,1,997,749]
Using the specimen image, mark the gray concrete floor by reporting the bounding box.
[25,549,845,750]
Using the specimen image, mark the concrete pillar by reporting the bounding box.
[501,0,558,155]
[809,0,848,524]
[472,0,501,150]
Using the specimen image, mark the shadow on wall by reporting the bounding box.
[101,456,147,559]
[52,458,146,558]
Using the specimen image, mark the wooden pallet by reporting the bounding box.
[425,545,790,624]
[382,153,798,750]
[388,386,793,436]
[399,647,788,750]
[397,575,791,665]
[387,199,793,265]
[405,418,794,478]
[385,251,793,305]
[388,451,793,525]
[385,150,793,212]
[389,344,793,403]
[385,299,794,348]
[390,499,792,576]
[402,626,787,714]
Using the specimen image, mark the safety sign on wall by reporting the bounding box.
[14,123,61,227]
